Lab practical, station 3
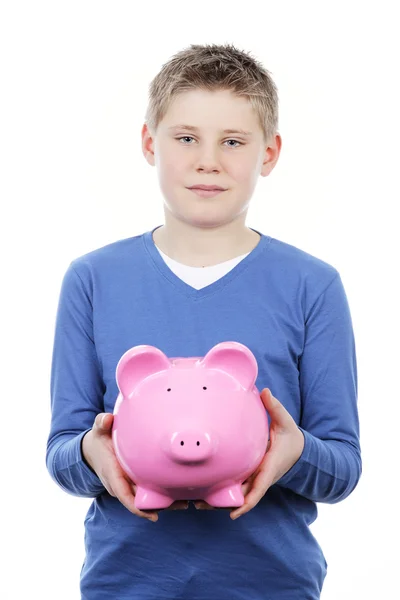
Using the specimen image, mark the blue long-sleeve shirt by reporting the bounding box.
[46,226,361,600]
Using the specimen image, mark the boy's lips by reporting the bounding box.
[188,185,227,191]
[189,188,226,198]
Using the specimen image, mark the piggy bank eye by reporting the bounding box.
[203,386,207,390]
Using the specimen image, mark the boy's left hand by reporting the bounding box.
[194,388,305,520]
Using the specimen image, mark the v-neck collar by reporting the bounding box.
[142,225,271,300]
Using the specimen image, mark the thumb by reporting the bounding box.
[261,388,280,417]
[261,388,291,428]
[261,388,275,406]
[94,412,114,432]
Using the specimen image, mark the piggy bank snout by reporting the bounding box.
[166,431,216,463]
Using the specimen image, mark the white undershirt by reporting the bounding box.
[155,246,250,290]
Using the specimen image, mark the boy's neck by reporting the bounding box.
[152,218,261,268]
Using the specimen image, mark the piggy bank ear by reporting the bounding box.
[116,345,171,398]
[200,341,258,391]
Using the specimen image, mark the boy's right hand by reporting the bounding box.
[81,413,189,522]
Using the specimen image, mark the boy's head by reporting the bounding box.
[142,43,282,230]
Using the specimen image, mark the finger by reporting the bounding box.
[260,388,273,408]
[241,479,253,496]
[93,413,113,433]
[194,500,232,511]
[114,473,158,521]
[101,413,114,430]
[194,501,214,510]
[166,501,189,510]
[260,389,293,431]
[242,476,272,509]
[231,470,274,520]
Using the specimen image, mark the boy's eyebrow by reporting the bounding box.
[168,124,253,137]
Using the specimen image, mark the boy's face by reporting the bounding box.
[142,88,281,229]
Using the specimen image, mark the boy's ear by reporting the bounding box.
[116,345,171,398]
[260,133,282,178]
[199,341,258,391]
[141,123,156,166]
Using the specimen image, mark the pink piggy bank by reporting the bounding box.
[112,341,269,510]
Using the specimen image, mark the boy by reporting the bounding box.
[46,43,361,599]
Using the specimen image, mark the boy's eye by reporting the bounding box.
[176,136,242,148]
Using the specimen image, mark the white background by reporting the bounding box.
[1,1,399,598]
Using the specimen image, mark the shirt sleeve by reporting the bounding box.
[276,272,362,503]
[46,262,106,498]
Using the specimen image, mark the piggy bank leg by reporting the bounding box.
[204,484,244,508]
[134,486,174,510]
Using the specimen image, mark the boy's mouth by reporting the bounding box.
[189,184,226,191]
[188,188,226,198]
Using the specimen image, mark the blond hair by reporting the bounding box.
[144,43,279,144]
